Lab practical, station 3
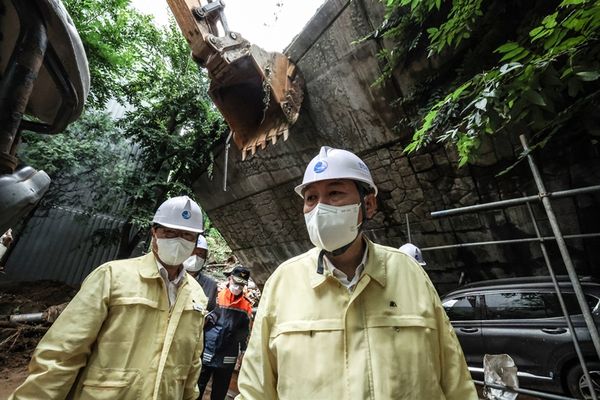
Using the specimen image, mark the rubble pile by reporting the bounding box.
[0,280,77,395]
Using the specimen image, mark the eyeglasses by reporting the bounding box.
[155,226,197,242]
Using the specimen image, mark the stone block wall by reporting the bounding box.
[192,0,600,292]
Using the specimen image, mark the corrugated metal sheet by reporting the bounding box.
[4,205,125,285]
[105,99,134,120]
[3,126,145,286]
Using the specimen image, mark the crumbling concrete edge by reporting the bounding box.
[285,0,350,63]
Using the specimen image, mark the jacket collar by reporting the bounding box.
[139,252,161,279]
[310,237,386,289]
[363,238,386,287]
[139,252,192,287]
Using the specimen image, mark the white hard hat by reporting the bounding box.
[152,196,203,233]
[399,243,426,266]
[196,235,208,250]
[294,146,378,196]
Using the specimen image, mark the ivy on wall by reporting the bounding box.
[376,0,600,165]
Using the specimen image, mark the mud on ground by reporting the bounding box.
[0,280,77,398]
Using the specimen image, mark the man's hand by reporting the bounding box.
[204,311,217,326]
[1,229,13,247]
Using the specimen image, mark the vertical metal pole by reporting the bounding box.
[223,131,232,192]
[526,200,597,400]
[520,134,600,359]
[405,213,411,243]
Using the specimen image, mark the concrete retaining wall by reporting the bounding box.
[192,0,600,292]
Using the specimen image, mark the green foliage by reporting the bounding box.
[20,1,228,256]
[64,0,160,108]
[377,0,600,164]
[118,20,227,230]
[204,218,233,263]
[424,0,483,55]
[20,110,133,209]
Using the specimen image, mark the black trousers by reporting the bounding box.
[198,364,235,400]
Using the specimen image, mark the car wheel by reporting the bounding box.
[567,362,600,399]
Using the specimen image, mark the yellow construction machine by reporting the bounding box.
[166,0,305,160]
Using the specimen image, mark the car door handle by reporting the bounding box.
[459,327,479,333]
[541,327,567,334]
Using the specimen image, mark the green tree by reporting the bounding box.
[113,20,227,257]
[63,0,159,108]
[375,0,600,166]
[20,110,132,209]
[19,1,230,258]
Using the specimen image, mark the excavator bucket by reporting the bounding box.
[166,0,304,160]
[209,45,303,159]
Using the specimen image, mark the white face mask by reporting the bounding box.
[229,283,243,296]
[304,203,361,252]
[183,255,206,272]
[155,237,196,266]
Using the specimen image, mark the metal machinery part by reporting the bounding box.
[0,0,90,233]
[166,0,304,160]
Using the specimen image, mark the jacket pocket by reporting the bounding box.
[170,365,192,400]
[78,367,141,400]
[269,319,345,399]
[270,319,343,338]
[367,315,444,399]
[110,296,161,309]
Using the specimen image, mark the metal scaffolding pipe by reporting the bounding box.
[223,130,232,192]
[420,232,600,251]
[10,312,44,323]
[520,134,600,360]
[526,200,597,400]
[430,185,600,218]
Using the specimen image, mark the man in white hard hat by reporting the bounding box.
[184,235,218,312]
[236,147,477,400]
[399,242,427,266]
[10,196,208,400]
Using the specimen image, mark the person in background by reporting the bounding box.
[399,242,427,266]
[199,266,253,400]
[9,196,207,400]
[184,235,218,312]
[236,146,477,400]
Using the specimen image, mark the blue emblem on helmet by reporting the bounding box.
[314,160,328,173]
[181,210,191,220]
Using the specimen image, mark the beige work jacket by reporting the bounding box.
[237,240,477,400]
[9,252,207,400]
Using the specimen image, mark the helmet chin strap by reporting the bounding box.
[317,237,360,274]
[317,182,369,275]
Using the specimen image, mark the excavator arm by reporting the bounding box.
[166,0,304,160]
